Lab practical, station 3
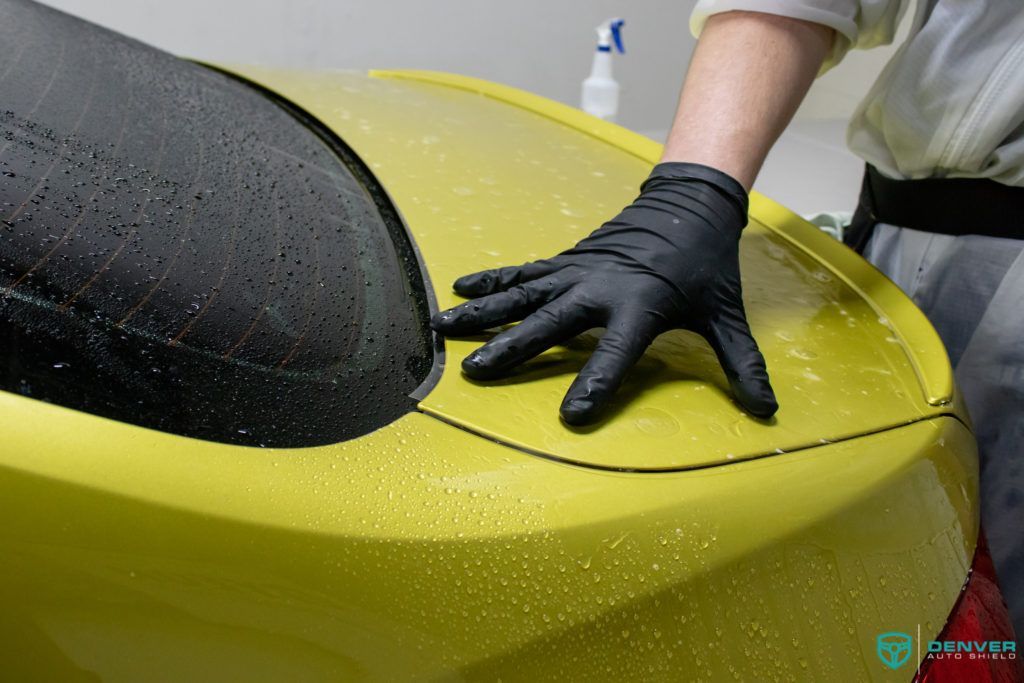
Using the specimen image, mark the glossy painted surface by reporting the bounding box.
[0,66,979,682]
[0,392,975,681]
[228,67,955,470]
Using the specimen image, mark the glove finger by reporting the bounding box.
[706,307,778,418]
[559,314,661,426]
[431,278,561,335]
[461,295,591,380]
[453,258,562,297]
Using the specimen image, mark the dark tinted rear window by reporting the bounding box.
[0,0,433,447]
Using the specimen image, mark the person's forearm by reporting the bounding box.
[661,11,834,190]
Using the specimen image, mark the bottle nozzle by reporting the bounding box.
[595,18,626,53]
[610,19,625,53]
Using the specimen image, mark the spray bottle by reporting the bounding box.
[581,18,625,122]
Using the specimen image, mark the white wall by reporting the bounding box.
[36,0,689,134]
[37,0,903,136]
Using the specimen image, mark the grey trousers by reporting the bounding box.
[865,224,1024,638]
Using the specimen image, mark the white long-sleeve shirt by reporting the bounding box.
[690,0,1024,187]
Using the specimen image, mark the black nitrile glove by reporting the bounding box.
[431,162,778,425]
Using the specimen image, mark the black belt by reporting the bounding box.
[844,165,1024,253]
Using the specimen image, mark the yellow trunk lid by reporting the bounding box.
[225,67,956,470]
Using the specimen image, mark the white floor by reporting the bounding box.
[638,119,864,217]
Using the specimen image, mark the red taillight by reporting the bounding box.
[914,532,1023,682]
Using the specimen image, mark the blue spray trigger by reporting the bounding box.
[610,19,625,53]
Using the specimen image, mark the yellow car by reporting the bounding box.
[0,1,1018,681]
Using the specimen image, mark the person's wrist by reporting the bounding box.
[641,162,749,236]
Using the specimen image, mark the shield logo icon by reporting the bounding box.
[877,632,913,669]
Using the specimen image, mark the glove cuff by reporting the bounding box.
[642,162,749,227]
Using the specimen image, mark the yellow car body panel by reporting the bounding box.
[366,69,952,410]
[225,67,956,471]
[0,393,974,681]
[0,64,979,682]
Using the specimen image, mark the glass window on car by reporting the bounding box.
[0,0,433,447]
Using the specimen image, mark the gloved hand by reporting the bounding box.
[431,162,778,425]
